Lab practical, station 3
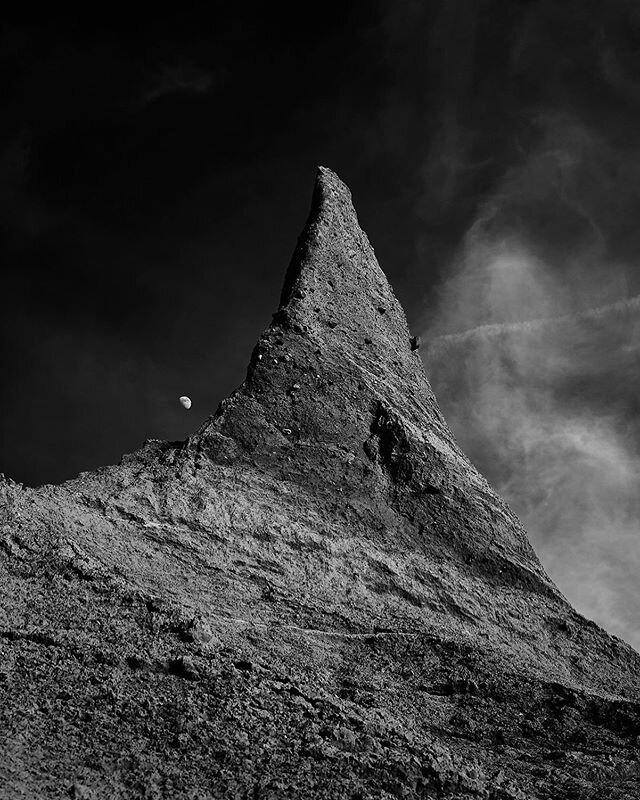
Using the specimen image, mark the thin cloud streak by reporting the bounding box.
[431,293,640,349]
[423,110,640,648]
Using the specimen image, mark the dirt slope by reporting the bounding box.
[1,168,639,799]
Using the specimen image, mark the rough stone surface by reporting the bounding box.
[1,167,639,798]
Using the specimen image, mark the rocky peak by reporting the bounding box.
[197,166,437,455]
[193,166,554,603]
[2,168,640,799]
[278,166,415,371]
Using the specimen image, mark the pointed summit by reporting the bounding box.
[196,165,439,457]
[278,166,426,387]
[2,168,640,799]
[194,167,555,607]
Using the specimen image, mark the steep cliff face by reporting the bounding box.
[1,168,639,799]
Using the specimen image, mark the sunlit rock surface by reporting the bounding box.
[1,168,639,799]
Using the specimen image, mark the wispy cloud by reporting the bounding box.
[418,80,640,647]
[424,220,640,650]
[140,63,218,105]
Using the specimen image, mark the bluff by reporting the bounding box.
[1,168,639,799]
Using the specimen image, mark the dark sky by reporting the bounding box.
[3,1,640,489]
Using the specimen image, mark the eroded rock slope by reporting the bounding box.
[1,168,639,799]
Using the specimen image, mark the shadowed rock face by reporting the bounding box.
[1,168,639,799]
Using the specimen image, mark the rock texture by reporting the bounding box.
[1,168,639,799]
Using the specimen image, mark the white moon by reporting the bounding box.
[179,396,192,410]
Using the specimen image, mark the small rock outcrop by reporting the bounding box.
[1,168,639,798]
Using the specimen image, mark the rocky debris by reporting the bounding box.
[0,167,639,798]
[168,655,200,681]
[67,783,93,799]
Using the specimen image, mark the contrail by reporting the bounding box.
[429,292,640,351]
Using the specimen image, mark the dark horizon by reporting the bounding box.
[5,4,640,488]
